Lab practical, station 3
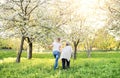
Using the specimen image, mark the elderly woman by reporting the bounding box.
[60,42,73,69]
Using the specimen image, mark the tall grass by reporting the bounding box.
[0,50,120,78]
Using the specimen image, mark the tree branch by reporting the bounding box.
[20,0,24,14]
[25,0,31,15]
[10,7,23,18]
[11,0,21,7]
[27,0,46,15]
[76,39,80,46]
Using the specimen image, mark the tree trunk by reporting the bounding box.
[87,45,93,58]
[16,36,25,63]
[85,39,94,58]
[116,42,120,50]
[27,37,32,59]
[87,49,91,58]
[73,39,80,59]
[74,45,77,59]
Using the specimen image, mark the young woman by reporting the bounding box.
[51,38,61,70]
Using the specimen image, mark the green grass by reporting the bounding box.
[0,50,120,78]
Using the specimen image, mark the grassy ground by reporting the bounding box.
[0,50,120,78]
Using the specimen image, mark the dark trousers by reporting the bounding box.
[62,58,70,69]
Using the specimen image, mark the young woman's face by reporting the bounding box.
[57,38,60,42]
